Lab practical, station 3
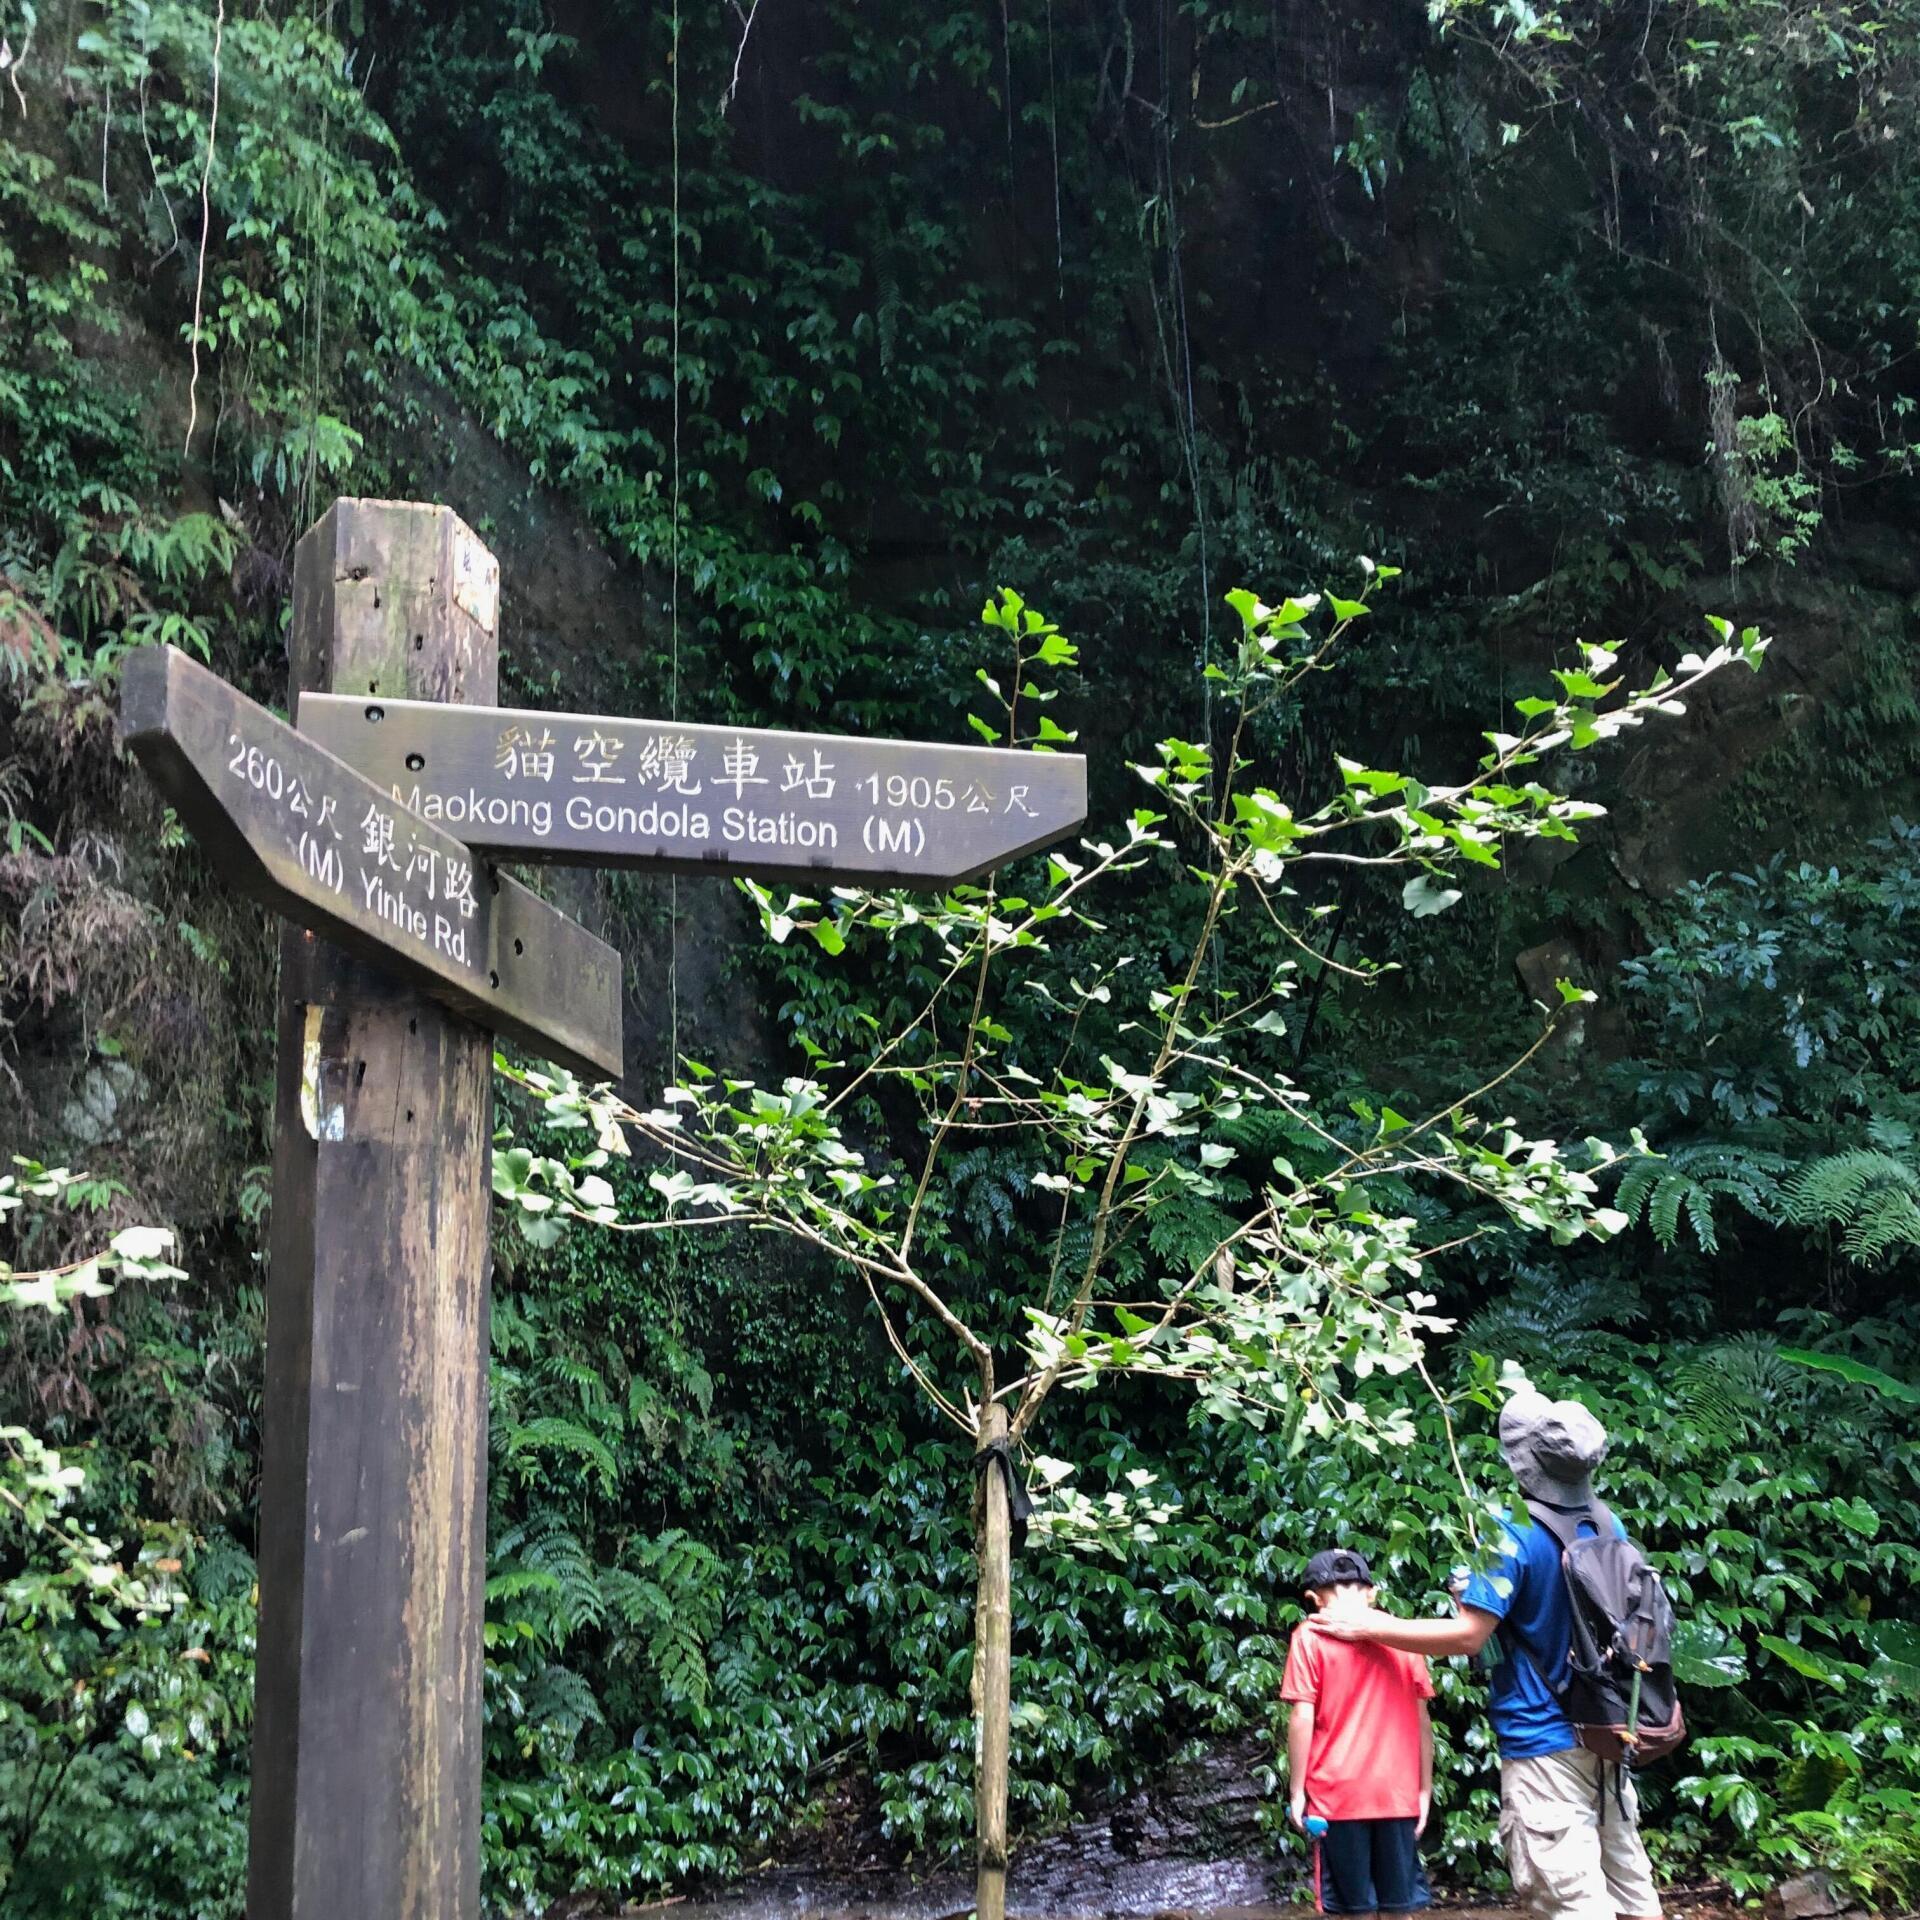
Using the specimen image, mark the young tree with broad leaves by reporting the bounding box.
[495,576,1767,1919]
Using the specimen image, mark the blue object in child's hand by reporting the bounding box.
[1305,1816,1330,1838]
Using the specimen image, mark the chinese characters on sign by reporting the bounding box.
[120,647,623,1078]
[296,696,1088,885]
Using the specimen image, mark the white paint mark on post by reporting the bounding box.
[298,1005,346,1141]
[452,529,499,634]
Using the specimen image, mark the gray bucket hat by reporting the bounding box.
[1499,1389,1609,1504]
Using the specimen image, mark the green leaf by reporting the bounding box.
[1758,1634,1847,1688]
[1670,1619,1748,1689]
[1337,758,1407,798]
[1829,1496,1880,1538]
[1402,874,1462,918]
[1779,1348,1920,1405]
[967,713,1003,744]
[982,588,1022,631]
[1224,587,1263,630]
[65,1258,111,1298]
[1552,669,1614,700]
[1860,1620,1920,1699]
[108,1225,173,1263]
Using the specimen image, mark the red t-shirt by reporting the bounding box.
[1280,1622,1433,1821]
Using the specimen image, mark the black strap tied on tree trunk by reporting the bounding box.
[972,1437,1034,1554]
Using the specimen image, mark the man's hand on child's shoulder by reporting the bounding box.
[1308,1608,1385,1641]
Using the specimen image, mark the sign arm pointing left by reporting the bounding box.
[121,645,624,1081]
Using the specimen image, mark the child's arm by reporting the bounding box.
[1286,1701,1315,1831]
[1416,1697,1434,1836]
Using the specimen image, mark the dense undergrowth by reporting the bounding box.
[3,0,1919,1914]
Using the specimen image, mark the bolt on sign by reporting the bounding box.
[121,645,623,1079]
[297,695,1088,886]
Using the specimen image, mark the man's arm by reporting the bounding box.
[1311,1605,1500,1657]
[1286,1701,1315,1830]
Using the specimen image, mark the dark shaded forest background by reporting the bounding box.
[3,0,1919,1913]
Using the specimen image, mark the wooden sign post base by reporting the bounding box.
[248,503,503,1920]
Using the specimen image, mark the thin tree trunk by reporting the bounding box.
[973,1401,1013,1920]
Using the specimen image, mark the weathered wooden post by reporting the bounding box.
[248,501,502,1920]
[118,496,1084,1916]
[973,1401,1014,1920]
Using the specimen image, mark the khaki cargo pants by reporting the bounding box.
[1500,1749,1662,1920]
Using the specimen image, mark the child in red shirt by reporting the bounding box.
[1282,1547,1435,1918]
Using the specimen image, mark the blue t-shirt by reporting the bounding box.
[1460,1503,1626,1759]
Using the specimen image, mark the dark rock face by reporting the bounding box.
[1077,1736,1272,1859]
[682,1860,1288,1920]
[684,1737,1298,1919]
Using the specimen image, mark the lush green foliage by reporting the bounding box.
[0,1168,254,1913]
[504,586,1769,1448]
[2,0,1919,1913]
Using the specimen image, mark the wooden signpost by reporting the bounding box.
[122,647,622,1079]
[297,691,1086,885]
[118,497,1087,1920]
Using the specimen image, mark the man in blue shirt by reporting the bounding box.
[1312,1393,1661,1920]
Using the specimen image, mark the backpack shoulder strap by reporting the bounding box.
[1523,1496,1625,1548]
[1522,1497,1590,1555]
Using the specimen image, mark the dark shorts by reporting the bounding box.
[1314,1816,1429,1915]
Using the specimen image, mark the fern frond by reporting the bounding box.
[485,1565,563,1607]
[1613,1141,1790,1252]
[501,1415,620,1493]
[522,1660,606,1739]
[1144,1192,1243,1272]
[1674,1333,1801,1447]
[1650,1170,1688,1249]
[1783,1150,1920,1265]
[521,1524,604,1633]
[189,1536,258,1605]
[591,1530,726,1711]
[652,1617,712,1708]
[541,1353,614,1410]
[1460,1267,1643,1369]
[946,1146,1030,1245]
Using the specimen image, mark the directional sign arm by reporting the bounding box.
[121,647,623,1080]
[297,693,1088,887]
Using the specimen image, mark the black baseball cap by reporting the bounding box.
[1303,1548,1373,1590]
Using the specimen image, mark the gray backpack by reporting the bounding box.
[1525,1499,1686,1767]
